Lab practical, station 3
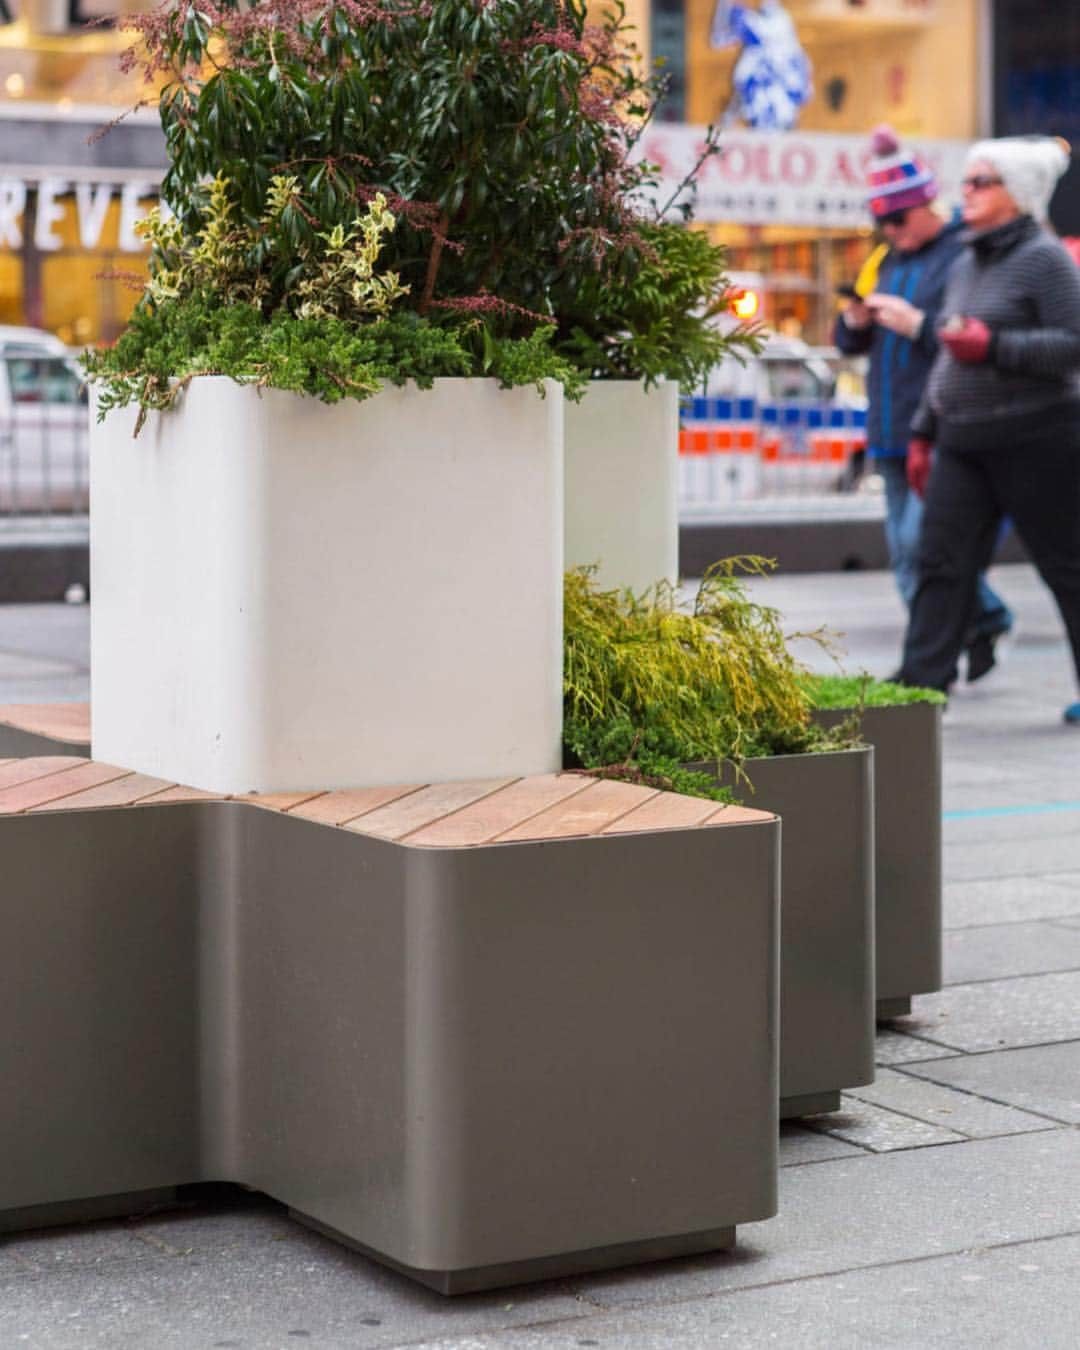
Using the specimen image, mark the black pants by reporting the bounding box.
[898,438,1080,691]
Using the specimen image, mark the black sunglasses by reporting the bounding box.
[878,207,910,228]
[962,174,1004,191]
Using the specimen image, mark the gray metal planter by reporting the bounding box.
[692,748,876,1118]
[814,703,942,1020]
[1,790,781,1293]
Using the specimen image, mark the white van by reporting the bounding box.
[0,326,89,514]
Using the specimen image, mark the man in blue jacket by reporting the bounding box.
[836,126,1012,682]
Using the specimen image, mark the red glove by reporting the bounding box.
[941,316,993,363]
[907,437,933,499]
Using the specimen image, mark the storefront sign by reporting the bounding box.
[639,126,968,227]
[0,178,159,253]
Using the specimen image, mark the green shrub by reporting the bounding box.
[563,560,855,798]
[556,219,762,389]
[91,0,760,416]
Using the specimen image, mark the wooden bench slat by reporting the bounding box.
[288,784,423,826]
[600,791,732,834]
[349,778,516,842]
[703,804,777,828]
[405,773,594,847]
[0,750,776,842]
[0,756,89,791]
[136,784,226,804]
[27,772,175,813]
[0,702,91,742]
[243,790,328,813]
[494,778,659,843]
[0,763,133,814]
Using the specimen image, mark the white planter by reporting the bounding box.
[91,378,564,794]
[564,380,679,593]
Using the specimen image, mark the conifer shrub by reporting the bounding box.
[563,559,856,799]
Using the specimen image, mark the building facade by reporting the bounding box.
[0,1,164,343]
[991,0,1080,233]
[637,0,985,342]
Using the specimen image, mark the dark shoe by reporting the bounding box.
[1065,702,1080,726]
[966,622,1013,684]
[887,670,950,696]
[966,633,996,683]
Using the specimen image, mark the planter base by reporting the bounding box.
[293,1212,736,1296]
[780,1091,842,1120]
[697,749,876,1107]
[814,704,943,1009]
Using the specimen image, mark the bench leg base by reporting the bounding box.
[876,996,913,1021]
[780,1090,842,1120]
[289,1211,737,1295]
[0,1188,179,1236]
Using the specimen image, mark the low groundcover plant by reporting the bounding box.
[803,673,947,710]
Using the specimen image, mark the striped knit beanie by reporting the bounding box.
[866,125,938,218]
[965,137,1071,223]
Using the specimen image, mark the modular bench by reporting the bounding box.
[0,752,780,1294]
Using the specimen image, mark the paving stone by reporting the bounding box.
[903,970,1080,1052]
[778,1124,864,1167]
[848,1067,1055,1139]
[943,874,1080,929]
[903,1041,1080,1126]
[0,1227,585,1350]
[413,1234,1080,1350]
[943,836,1080,884]
[944,921,1080,985]
[873,1029,958,1066]
[804,1095,965,1152]
[568,1130,1080,1307]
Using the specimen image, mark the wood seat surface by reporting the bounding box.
[0,756,772,846]
[0,702,91,744]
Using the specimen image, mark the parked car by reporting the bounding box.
[0,326,89,515]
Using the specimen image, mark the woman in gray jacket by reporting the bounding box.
[895,136,1080,724]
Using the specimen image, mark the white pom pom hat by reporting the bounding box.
[965,136,1072,222]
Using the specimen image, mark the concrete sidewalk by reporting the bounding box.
[1,564,1078,1349]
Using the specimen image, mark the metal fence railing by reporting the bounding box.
[0,409,90,536]
[678,396,873,515]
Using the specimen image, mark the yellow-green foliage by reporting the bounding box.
[136,174,407,322]
[564,558,825,767]
[293,192,409,323]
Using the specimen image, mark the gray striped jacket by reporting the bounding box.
[912,214,1080,449]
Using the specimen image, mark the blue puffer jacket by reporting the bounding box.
[834,216,966,457]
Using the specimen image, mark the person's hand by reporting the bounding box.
[907,437,933,499]
[865,292,925,339]
[940,316,993,363]
[842,299,873,330]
